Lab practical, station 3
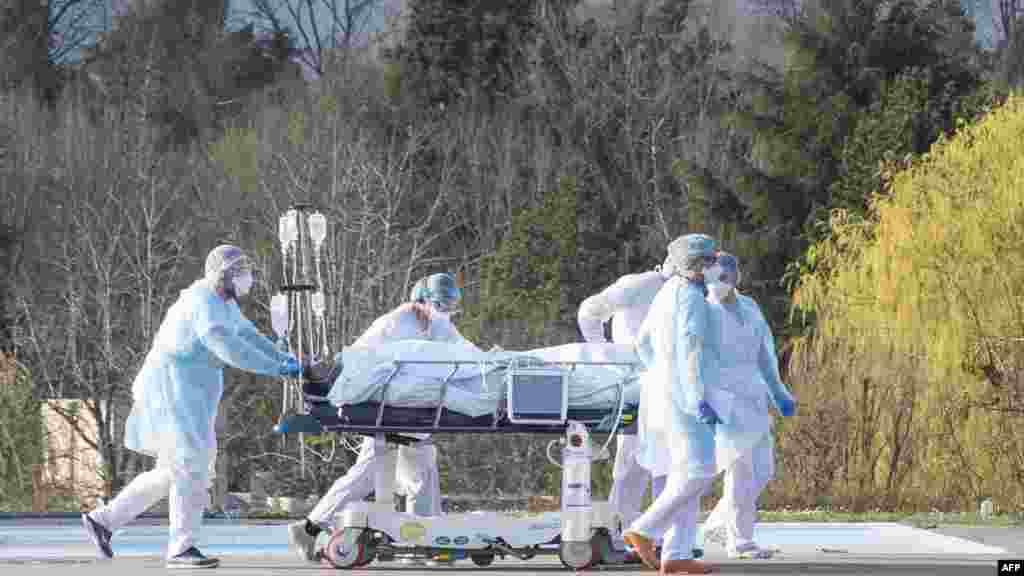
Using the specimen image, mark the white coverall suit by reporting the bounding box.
[89,279,292,559]
[701,291,792,555]
[577,271,671,545]
[306,302,480,526]
[629,276,770,563]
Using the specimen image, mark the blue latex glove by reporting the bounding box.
[280,355,301,377]
[774,394,796,417]
[697,400,721,425]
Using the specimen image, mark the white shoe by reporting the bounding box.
[702,524,727,547]
[398,557,426,566]
[729,544,776,559]
[287,521,318,563]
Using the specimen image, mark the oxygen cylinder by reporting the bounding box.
[561,421,593,542]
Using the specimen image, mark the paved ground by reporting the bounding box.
[0,554,1010,575]
[930,524,1024,555]
[1,519,1019,575]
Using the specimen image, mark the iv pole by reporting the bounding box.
[272,203,329,479]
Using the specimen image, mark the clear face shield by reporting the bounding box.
[430,285,463,317]
[209,249,255,301]
[689,253,718,283]
[231,266,255,298]
[705,252,739,300]
[665,233,718,278]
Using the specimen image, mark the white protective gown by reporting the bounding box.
[577,271,672,539]
[701,292,792,554]
[93,279,289,558]
[308,303,481,525]
[629,276,720,561]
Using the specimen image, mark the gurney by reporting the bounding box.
[277,341,642,437]
[274,341,645,570]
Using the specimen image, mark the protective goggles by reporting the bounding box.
[431,286,462,311]
[712,253,738,285]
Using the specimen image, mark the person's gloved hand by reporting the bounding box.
[697,400,721,425]
[280,355,301,377]
[774,394,796,417]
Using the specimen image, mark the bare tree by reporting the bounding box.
[14,91,201,499]
[246,0,384,77]
[995,0,1024,86]
[1,1,52,95]
[997,0,1023,45]
[49,0,109,64]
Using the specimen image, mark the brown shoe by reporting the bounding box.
[623,531,660,570]
[660,558,716,574]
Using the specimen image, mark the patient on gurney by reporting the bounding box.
[289,272,476,565]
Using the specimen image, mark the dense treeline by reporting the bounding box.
[1,0,1021,513]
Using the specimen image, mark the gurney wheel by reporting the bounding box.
[324,527,371,569]
[559,540,599,571]
[470,553,495,567]
[591,529,614,565]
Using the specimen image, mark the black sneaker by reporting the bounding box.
[166,547,220,569]
[81,513,113,559]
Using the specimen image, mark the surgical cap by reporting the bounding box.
[662,233,717,276]
[204,245,251,285]
[715,251,741,286]
[409,273,462,307]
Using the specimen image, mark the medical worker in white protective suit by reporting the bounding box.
[289,272,479,565]
[577,266,675,560]
[620,233,722,575]
[699,252,796,559]
[81,245,302,569]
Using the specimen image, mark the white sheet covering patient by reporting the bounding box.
[288,273,476,565]
[325,339,642,417]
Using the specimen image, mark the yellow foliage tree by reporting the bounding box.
[790,94,1024,512]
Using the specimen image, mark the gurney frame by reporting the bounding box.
[275,357,640,570]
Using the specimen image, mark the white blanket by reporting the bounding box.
[326,341,642,417]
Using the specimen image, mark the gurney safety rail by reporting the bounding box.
[282,357,638,465]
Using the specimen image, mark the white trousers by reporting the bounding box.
[702,434,775,553]
[629,416,717,562]
[630,474,714,561]
[91,459,209,559]
[609,434,666,546]
[307,436,441,528]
